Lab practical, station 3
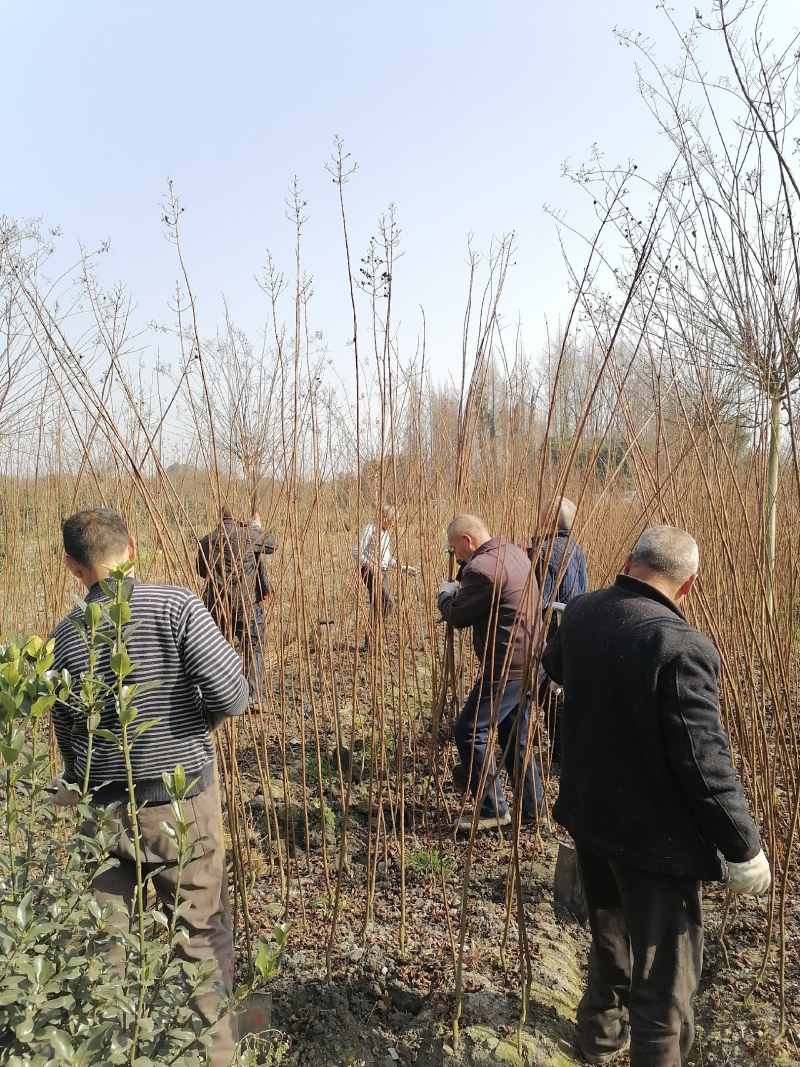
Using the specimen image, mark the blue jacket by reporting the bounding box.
[529,531,588,639]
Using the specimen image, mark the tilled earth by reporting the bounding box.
[225,648,799,1067]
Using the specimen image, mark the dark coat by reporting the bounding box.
[541,574,761,880]
[438,537,540,682]
[197,519,276,628]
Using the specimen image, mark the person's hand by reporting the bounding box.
[726,849,771,896]
[42,775,81,807]
[405,565,418,577]
[438,580,458,598]
[204,708,230,733]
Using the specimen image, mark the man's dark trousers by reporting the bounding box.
[576,844,703,1067]
[454,678,543,818]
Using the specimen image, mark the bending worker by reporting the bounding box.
[438,514,543,832]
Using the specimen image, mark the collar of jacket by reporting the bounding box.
[470,536,503,561]
[85,575,140,602]
[614,573,686,620]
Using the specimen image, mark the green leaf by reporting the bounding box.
[33,955,55,986]
[159,821,180,846]
[48,1029,74,1060]
[118,703,137,728]
[93,729,121,745]
[107,601,132,626]
[172,765,186,795]
[109,650,132,679]
[0,742,22,764]
[0,690,20,716]
[132,718,160,741]
[23,635,44,657]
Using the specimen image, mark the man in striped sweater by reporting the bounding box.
[50,508,248,1067]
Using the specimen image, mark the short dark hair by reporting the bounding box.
[62,509,130,567]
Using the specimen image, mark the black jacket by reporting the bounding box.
[438,537,539,682]
[197,519,276,627]
[541,574,760,880]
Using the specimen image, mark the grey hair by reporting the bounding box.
[447,514,491,542]
[630,526,699,584]
[556,497,577,531]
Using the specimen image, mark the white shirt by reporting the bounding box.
[353,522,396,572]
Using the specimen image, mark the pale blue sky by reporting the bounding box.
[2,1,797,401]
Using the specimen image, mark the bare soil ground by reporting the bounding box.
[227,641,800,1067]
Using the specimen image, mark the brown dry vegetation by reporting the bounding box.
[1,4,799,1063]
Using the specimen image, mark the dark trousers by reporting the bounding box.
[234,601,267,701]
[453,678,543,818]
[575,844,703,1067]
[360,566,395,631]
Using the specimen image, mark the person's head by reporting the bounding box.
[61,508,135,589]
[623,525,699,604]
[447,514,491,563]
[380,504,396,531]
[536,496,576,540]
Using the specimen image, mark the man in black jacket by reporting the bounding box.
[197,507,276,701]
[542,526,770,1067]
[438,514,543,832]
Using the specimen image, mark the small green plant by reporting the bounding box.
[407,848,455,878]
[321,799,336,834]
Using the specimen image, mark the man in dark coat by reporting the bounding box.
[197,508,276,701]
[438,514,543,832]
[541,525,770,1066]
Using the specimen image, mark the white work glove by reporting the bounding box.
[404,565,418,577]
[438,580,458,599]
[42,775,82,807]
[726,849,771,896]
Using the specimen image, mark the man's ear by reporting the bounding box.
[63,553,83,582]
[126,536,136,563]
[621,552,633,576]
[676,572,697,601]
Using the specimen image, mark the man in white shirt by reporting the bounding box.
[353,505,416,650]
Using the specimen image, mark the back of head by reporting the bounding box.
[447,514,491,543]
[62,508,130,567]
[629,526,699,585]
[537,496,576,537]
[557,497,577,532]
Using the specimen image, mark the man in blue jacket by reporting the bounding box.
[542,526,770,1066]
[531,496,588,764]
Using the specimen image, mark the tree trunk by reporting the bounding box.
[765,392,781,624]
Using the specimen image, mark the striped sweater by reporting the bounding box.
[50,578,248,803]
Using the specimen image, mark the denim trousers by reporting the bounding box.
[453,677,543,818]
